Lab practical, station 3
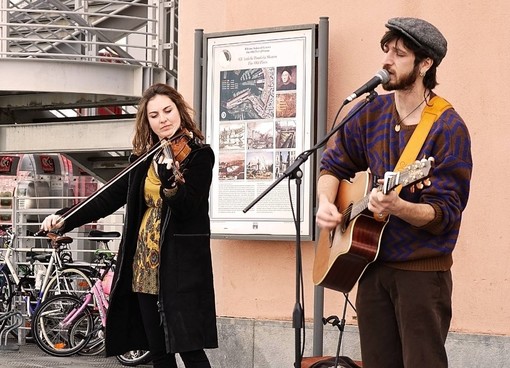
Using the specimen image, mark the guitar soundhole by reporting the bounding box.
[329,204,351,248]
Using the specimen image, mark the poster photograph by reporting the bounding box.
[204,25,316,240]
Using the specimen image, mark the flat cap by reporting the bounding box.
[386,17,447,65]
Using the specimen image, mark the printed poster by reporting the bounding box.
[204,27,316,239]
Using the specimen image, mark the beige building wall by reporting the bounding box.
[178,0,510,337]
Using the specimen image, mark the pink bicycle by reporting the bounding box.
[30,251,150,365]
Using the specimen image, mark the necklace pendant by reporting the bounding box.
[395,124,401,132]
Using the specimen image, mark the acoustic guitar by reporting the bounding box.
[313,158,434,293]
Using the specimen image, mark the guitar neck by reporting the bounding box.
[348,157,434,221]
[350,194,370,220]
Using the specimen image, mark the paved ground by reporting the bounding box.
[0,340,152,368]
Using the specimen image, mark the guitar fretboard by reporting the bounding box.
[350,194,368,221]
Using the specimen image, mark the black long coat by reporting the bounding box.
[59,144,218,355]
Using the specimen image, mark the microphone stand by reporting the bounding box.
[243,90,378,367]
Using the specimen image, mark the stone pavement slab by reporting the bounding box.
[0,341,152,368]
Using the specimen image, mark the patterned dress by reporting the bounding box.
[132,163,162,294]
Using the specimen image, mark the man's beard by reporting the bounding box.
[383,65,420,92]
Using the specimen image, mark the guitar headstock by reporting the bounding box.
[382,157,434,194]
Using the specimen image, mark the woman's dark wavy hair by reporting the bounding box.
[380,30,439,90]
[132,83,204,155]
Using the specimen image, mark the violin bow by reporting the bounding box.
[37,138,170,235]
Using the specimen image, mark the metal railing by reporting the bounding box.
[0,0,178,118]
[1,0,166,65]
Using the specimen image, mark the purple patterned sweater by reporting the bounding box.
[320,93,472,270]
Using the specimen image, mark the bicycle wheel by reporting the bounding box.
[116,350,152,366]
[31,294,93,357]
[0,268,12,313]
[42,267,93,301]
[0,267,17,340]
[76,312,105,356]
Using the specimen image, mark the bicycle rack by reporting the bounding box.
[0,310,23,350]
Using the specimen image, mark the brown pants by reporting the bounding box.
[356,263,452,368]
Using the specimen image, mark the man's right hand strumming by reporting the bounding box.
[316,199,343,231]
[316,174,342,231]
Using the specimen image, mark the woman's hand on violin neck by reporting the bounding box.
[157,150,176,170]
[157,164,177,188]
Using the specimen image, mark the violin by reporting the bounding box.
[159,128,194,185]
[37,129,195,236]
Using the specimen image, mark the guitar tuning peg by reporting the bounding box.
[423,178,431,187]
[416,182,424,190]
[409,185,416,193]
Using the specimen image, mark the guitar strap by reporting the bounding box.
[393,95,452,193]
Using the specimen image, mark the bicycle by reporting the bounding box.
[43,229,121,304]
[31,249,113,356]
[0,225,94,336]
[0,226,115,343]
[31,231,151,365]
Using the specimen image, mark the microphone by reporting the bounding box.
[344,69,390,104]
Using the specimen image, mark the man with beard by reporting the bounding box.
[315,18,472,367]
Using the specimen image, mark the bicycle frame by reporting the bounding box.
[58,293,93,330]
[58,277,109,333]
[1,238,72,317]
[92,278,109,327]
